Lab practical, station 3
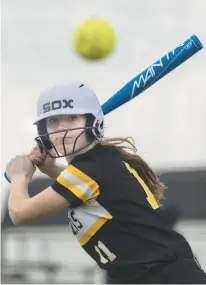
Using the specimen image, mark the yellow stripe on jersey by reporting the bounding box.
[124,162,159,209]
[68,164,100,199]
[57,164,100,203]
[78,213,113,246]
[57,174,88,203]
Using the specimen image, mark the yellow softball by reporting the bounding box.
[73,17,116,60]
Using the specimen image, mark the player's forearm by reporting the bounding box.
[43,164,66,179]
[8,175,30,224]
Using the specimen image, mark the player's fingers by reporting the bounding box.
[28,153,45,164]
[29,146,45,159]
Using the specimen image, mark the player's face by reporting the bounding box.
[46,114,89,155]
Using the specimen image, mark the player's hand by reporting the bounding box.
[6,155,36,182]
[28,146,56,175]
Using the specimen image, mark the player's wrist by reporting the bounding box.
[41,163,65,179]
[36,160,55,173]
[10,174,30,184]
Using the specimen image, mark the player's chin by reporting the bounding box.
[56,144,75,156]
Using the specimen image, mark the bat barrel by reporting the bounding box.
[101,35,203,115]
[191,35,203,49]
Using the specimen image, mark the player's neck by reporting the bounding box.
[65,140,99,164]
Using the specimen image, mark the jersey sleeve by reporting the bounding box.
[51,156,101,208]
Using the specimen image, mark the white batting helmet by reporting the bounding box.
[33,82,104,157]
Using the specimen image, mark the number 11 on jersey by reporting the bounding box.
[94,241,117,264]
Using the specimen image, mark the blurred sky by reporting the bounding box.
[1,0,206,199]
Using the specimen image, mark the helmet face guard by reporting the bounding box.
[35,126,100,158]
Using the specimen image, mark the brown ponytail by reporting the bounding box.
[101,137,165,204]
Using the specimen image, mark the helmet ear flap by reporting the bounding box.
[86,114,103,140]
[35,119,53,152]
[85,114,96,141]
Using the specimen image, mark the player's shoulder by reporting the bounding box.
[90,142,121,158]
[74,142,119,163]
[66,143,104,183]
[69,142,119,181]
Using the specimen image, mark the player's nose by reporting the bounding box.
[56,119,71,131]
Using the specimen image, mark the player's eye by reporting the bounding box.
[47,117,58,124]
[68,115,78,121]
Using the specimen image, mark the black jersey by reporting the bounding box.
[51,143,193,280]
